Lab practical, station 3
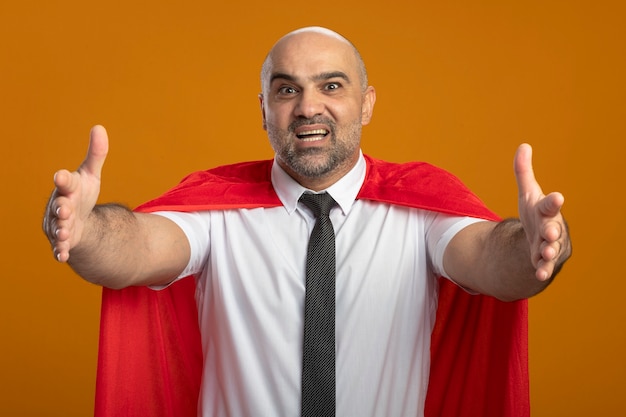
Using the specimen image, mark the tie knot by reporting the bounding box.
[299,192,337,217]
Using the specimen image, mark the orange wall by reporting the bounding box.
[1,1,624,416]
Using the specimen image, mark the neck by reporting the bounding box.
[278,155,359,191]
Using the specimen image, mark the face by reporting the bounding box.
[260,29,376,189]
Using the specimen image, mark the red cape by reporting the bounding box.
[95,155,529,417]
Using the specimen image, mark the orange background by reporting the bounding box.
[1,1,624,416]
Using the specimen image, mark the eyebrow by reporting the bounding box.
[269,71,352,85]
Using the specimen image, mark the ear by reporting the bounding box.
[360,86,376,126]
[259,93,267,131]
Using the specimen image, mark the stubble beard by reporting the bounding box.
[267,117,362,180]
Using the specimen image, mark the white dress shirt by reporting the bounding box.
[154,152,483,417]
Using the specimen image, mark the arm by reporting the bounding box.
[443,144,572,301]
[42,126,190,289]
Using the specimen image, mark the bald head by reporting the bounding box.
[260,27,369,94]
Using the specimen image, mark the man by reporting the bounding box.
[43,27,571,416]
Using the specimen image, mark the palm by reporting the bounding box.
[44,126,109,262]
[514,144,569,281]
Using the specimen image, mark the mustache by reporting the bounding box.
[288,117,335,132]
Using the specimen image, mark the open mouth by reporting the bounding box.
[295,128,329,142]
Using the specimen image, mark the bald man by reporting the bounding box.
[43,27,571,416]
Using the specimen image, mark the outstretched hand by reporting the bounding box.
[43,125,109,262]
[514,143,571,281]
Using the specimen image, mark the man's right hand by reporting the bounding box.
[43,125,109,263]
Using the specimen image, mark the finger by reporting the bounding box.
[53,242,70,263]
[42,212,58,243]
[514,143,542,199]
[45,212,68,262]
[537,192,565,217]
[53,195,73,220]
[534,250,557,281]
[535,263,553,282]
[45,193,72,241]
[79,125,109,178]
[50,209,72,262]
[542,221,563,244]
[540,239,560,262]
[52,169,76,195]
[43,188,64,239]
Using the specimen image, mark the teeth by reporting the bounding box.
[300,129,327,136]
[297,129,328,141]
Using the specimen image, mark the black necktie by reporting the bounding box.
[299,192,338,417]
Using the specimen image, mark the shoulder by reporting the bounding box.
[178,159,274,185]
[360,155,499,220]
[363,154,462,181]
[136,159,281,213]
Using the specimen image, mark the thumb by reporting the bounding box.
[80,125,109,178]
[514,143,540,199]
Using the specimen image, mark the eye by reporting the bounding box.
[324,82,341,91]
[277,86,298,95]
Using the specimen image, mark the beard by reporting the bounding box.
[266,116,362,179]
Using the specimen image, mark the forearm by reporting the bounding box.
[481,219,553,301]
[67,203,139,287]
[445,219,555,302]
[68,204,189,289]
[444,144,571,301]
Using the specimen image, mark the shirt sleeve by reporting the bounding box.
[427,214,487,282]
[151,210,211,284]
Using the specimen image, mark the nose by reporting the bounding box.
[294,89,324,119]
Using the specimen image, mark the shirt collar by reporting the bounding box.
[271,151,367,215]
